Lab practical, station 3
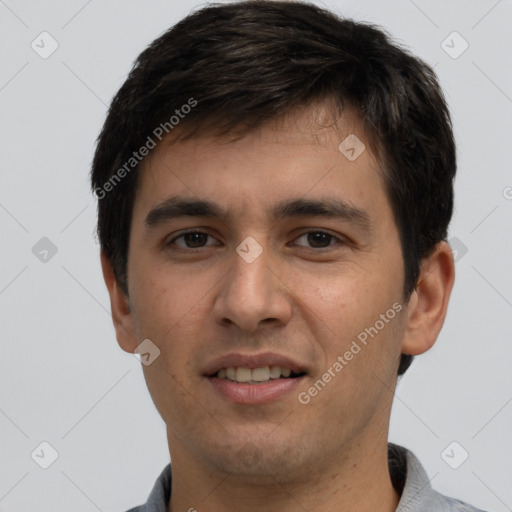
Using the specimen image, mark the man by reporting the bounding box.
[91,1,487,511]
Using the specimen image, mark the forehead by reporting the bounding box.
[132,104,389,225]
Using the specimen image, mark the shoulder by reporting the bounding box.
[430,491,490,512]
[390,443,491,512]
[123,463,172,512]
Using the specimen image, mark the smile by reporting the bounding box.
[215,365,305,383]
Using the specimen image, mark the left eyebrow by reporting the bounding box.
[144,195,373,234]
[271,197,372,234]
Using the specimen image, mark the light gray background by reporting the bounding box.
[1,0,511,511]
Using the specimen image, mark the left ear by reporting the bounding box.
[401,241,455,356]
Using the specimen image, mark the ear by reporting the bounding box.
[401,241,455,356]
[100,250,138,353]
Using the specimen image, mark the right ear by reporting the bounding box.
[100,250,138,353]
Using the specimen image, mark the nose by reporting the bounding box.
[212,243,292,333]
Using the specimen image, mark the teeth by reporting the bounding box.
[236,367,252,382]
[269,365,281,379]
[216,365,297,383]
[252,367,270,381]
[281,367,291,378]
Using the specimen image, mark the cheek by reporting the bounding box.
[133,271,209,413]
[129,264,216,365]
[309,283,406,411]
[298,264,404,359]
[131,262,198,323]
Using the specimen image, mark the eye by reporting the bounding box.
[167,230,219,249]
[293,230,343,249]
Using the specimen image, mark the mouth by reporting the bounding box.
[203,353,308,404]
[210,365,307,384]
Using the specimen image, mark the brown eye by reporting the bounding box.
[294,231,340,249]
[168,231,217,249]
[307,232,333,248]
[183,232,208,248]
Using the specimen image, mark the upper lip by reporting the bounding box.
[203,352,308,377]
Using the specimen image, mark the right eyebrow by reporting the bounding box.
[145,197,228,227]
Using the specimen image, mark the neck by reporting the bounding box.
[167,435,400,512]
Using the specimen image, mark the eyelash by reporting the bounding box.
[166,229,345,251]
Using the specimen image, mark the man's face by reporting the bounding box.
[124,106,409,479]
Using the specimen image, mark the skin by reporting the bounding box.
[102,104,455,512]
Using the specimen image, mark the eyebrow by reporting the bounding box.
[144,195,372,233]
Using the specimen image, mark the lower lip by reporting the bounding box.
[207,376,305,404]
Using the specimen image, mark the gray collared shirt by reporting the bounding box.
[126,443,488,512]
